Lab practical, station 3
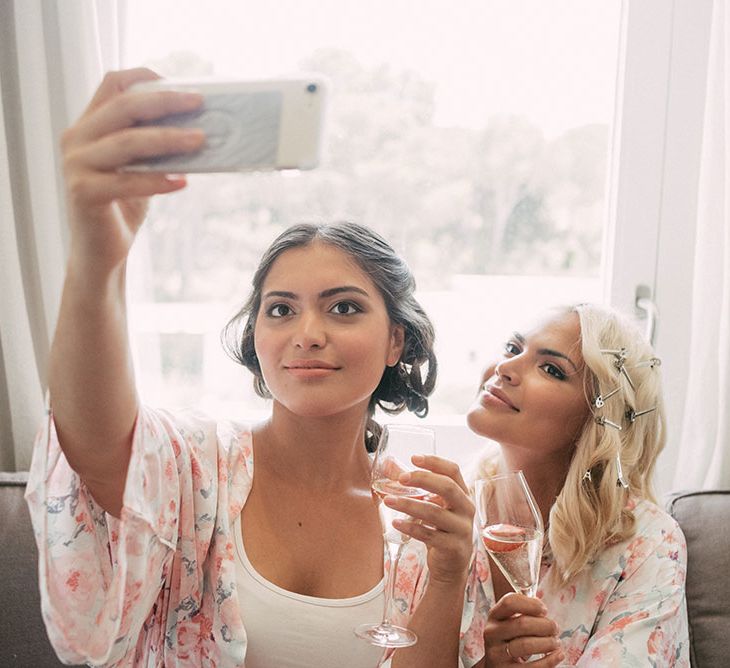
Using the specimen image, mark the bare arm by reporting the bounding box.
[50,68,204,516]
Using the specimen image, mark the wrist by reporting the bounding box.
[66,249,127,290]
[427,570,469,593]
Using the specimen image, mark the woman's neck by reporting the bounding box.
[254,401,373,492]
[497,445,572,527]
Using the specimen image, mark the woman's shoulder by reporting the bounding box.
[138,405,257,519]
[629,496,685,543]
[139,404,255,471]
[601,496,687,571]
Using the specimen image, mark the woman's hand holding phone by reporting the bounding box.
[61,68,205,273]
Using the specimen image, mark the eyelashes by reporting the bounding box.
[502,341,568,381]
[264,300,364,318]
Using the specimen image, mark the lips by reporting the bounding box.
[285,359,340,370]
[481,384,520,412]
[284,359,341,378]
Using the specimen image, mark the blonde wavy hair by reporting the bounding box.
[547,303,666,582]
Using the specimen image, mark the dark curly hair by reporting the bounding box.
[221,222,437,451]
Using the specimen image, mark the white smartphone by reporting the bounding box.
[124,76,328,173]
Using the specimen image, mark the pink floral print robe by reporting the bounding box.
[25,406,484,667]
[458,468,690,666]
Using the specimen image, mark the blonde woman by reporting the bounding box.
[459,304,689,667]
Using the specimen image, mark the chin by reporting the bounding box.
[275,392,373,420]
[466,404,493,439]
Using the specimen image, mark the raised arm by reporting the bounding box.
[50,68,204,516]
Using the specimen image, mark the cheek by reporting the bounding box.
[546,392,589,439]
[350,333,391,373]
[253,327,277,373]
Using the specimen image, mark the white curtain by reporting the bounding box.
[0,0,122,470]
[676,0,730,489]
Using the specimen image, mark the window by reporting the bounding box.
[123,1,622,451]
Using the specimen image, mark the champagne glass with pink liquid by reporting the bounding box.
[354,424,435,648]
[475,471,544,598]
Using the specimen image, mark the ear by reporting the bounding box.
[386,324,405,367]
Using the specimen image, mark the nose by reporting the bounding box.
[293,311,326,350]
[494,356,520,384]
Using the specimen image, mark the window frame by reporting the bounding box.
[123,0,715,492]
[605,0,712,493]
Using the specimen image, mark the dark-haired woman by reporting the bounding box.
[25,68,476,667]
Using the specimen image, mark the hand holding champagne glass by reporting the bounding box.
[475,471,544,598]
[355,424,435,648]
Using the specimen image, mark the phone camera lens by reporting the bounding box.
[306,83,318,93]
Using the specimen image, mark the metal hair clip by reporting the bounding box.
[620,366,636,390]
[595,415,622,430]
[633,357,662,369]
[601,348,634,387]
[594,386,621,408]
[615,455,629,489]
[600,347,628,367]
[625,406,657,423]
[582,469,593,482]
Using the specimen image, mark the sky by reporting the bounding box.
[123,0,622,139]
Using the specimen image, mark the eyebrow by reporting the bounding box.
[513,331,579,373]
[262,285,371,301]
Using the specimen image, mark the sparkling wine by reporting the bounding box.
[371,478,429,501]
[371,478,428,545]
[482,523,543,597]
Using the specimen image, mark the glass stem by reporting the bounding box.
[382,539,404,627]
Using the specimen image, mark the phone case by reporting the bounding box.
[125,78,327,173]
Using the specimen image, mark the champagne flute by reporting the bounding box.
[354,424,435,648]
[475,471,544,598]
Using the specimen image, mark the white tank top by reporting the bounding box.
[233,515,386,667]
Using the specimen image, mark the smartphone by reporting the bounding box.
[124,76,328,173]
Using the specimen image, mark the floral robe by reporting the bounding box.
[25,406,486,667]
[458,460,690,666]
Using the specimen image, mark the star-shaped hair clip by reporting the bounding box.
[595,415,622,430]
[615,455,629,489]
[625,406,657,423]
[632,357,662,370]
[594,385,621,409]
[601,347,635,389]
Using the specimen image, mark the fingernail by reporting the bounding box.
[181,92,204,104]
[411,454,425,465]
[399,472,412,484]
[164,175,186,187]
[182,129,205,145]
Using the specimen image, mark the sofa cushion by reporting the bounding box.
[0,471,81,666]
[667,490,730,668]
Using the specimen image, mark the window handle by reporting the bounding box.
[635,284,658,345]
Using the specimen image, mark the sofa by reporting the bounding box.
[0,471,82,667]
[1,471,727,666]
[665,490,730,667]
